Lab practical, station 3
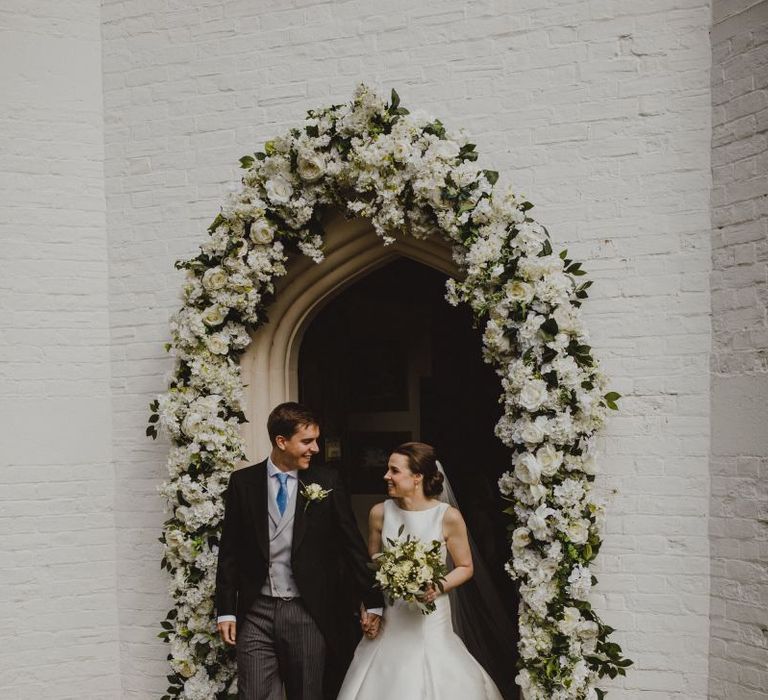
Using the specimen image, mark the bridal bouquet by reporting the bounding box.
[371,525,448,614]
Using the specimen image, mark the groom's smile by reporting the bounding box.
[274,422,321,471]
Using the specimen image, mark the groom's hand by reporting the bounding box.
[217,620,237,646]
[360,610,381,639]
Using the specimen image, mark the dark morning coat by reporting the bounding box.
[214,460,383,656]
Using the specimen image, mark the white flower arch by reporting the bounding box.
[150,85,631,700]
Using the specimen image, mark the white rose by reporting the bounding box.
[202,305,226,327]
[558,606,581,635]
[514,452,542,485]
[519,379,548,411]
[578,620,599,639]
[537,443,564,477]
[175,658,196,678]
[249,218,274,245]
[504,279,534,305]
[529,483,548,502]
[181,412,204,437]
[205,332,229,355]
[265,176,293,204]
[296,152,326,182]
[202,266,227,291]
[520,419,546,444]
[512,527,531,549]
[566,518,590,545]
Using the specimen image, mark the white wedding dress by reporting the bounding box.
[337,499,503,700]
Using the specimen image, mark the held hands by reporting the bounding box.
[360,607,382,639]
[217,620,236,646]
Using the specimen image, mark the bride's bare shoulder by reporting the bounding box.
[442,505,466,529]
[369,501,386,525]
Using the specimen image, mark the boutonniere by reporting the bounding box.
[299,481,332,511]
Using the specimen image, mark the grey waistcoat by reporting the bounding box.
[260,476,300,598]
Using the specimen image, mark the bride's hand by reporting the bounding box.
[417,583,438,605]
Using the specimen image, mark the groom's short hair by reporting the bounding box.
[267,402,320,445]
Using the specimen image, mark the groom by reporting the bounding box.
[215,402,383,700]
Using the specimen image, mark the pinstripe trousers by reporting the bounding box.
[237,595,326,700]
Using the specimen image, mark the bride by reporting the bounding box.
[337,442,503,700]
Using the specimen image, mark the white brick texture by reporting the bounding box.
[101,1,713,696]
[1,0,723,697]
[709,1,768,698]
[0,1,120,698]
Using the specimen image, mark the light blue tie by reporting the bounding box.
[275,473,289,516]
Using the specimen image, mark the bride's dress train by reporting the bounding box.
[337,500,503,700]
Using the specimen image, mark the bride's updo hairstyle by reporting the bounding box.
[392,442,444,497]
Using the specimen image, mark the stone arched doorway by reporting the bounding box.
[240,214,519,698]
[240,212,457,460]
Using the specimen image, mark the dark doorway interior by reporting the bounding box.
[299,257,519,698]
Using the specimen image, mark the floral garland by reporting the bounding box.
[149,85,631,700]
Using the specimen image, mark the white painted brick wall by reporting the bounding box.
[0,0,716,696]
[101,1,714,696]
[709,1,768,697]
[0,1,120,697]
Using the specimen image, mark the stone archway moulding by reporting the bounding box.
[150,85,631,699]
[241,212,458,460]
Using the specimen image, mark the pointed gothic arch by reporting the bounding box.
[241,211,458,460]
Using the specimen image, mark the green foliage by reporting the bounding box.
[603,392,621,410]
